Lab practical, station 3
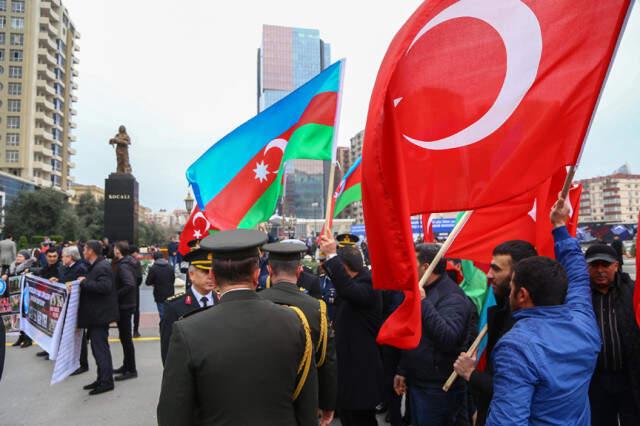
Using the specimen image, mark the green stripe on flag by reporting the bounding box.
[334,183,362,217]
[282,123,334,162]
[237,180,281,229]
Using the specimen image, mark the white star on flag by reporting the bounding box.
[193,229,202,239]
[528,200,537,222]
[253,161,270,183]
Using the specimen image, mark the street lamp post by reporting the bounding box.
[184,190,195,212]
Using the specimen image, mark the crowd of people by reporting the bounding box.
[2,192,638,425]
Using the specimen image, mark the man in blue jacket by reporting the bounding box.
[486,196,601,425]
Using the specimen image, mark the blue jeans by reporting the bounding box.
[408,379,467,426]
[156,302,165,320]
[168,255,178,268]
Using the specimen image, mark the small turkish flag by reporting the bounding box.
[178,206,213,255]
[422,214,435,243]
[363,0,630,348]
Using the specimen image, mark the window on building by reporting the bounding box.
[0,33,4,45]
[0,1,5,12]
[6,150,18,163]
[10,49,21,62]
[10,33,22,46]
[6,133,19,146]
[8,82,20,95]
[52,128,61,141]
[0,50,4,61]
[10,17,23,30]
[8,65,20,78]
[7,99,19,112]
[7,116,19,128]
[0,17,5,29]
[11,1,24,13]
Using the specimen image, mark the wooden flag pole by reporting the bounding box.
[323,162,337,237]
[443,324,488,392]
[418,210,473,288]
[560,165,577,200]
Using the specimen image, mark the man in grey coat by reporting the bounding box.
[0,235,16,275]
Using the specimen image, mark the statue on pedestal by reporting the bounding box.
[109,125,132,174]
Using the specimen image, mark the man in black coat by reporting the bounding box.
[78,240,119,395]
[35,247,64,358]
[394,244,474,426]
[60,246,90,376]
[111,241,139,381]
[320,234,383,426]
[145,251,175,320]
[260,242,338,426]
[129,245,143,338]
[453,240,538,426]
[158,230,318,425]
[585,244,640,425]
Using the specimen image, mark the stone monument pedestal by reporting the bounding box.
[104,173,139,244]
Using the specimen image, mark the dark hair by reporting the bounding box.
[513,257,568,306]
[130,244,139,254]
[269,259,299,276]
[212,257,259,286]
[339,246,365,273]
[152,251,163,260]
[415,244,446,274]
[46,246,59,255]
[493,240,538,264]
[85,240,103,257]
[115,241,130,256]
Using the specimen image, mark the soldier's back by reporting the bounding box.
[158,290,312,426]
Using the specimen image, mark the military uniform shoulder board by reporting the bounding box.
[179,305,211,320]
[166,292,186,302]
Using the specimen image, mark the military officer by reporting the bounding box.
[159,246,217,365]
[260,242,338,426]
[157,229,318,426]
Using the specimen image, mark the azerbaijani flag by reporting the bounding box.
[333,156,362,217]
[475,286,496,372]
[187,60,345,230]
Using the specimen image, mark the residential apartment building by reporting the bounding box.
[0,0,79,191]
[70,182,103,204]
[577,166,640,224]
[348,130,364,223]
[257,24,331,220]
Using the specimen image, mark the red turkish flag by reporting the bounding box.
[422,214,435,242]
[447,169,583,264]
[362,0,630,348]
[178,206,213,255]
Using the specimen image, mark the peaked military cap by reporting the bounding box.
[336,233,360,247]
[262,241,308,262]
[183,248,212,271]
[200,229,267,261]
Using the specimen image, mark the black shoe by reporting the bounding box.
[83,380,99,390]
[20,339,32,348]
[71,366,89,376]
[115,371,138,381]
[89,383,114,395]
[12,337,24,347]
[133,331,141,338]
[376,402,389,414]
[113,366,126,375]
[36,351,48,357]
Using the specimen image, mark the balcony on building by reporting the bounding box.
[67,147,76,155]
[37,48,57,66]
[38,32,58,52]
[34,127,54,141]
[35,111,55,127]
[68,134,77,142]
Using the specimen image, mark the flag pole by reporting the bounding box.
[323,163,337,237]
[418,210,473,288]
[443,324,488,392]
[560,165,577,200]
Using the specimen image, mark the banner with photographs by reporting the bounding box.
[19,275,68,355]
[0,275,23,333]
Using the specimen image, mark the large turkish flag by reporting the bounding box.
[363,0,630,348]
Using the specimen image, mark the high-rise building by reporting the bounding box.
[0,0,79,191]
[577,166,640,224]
[348,130,364,223]
[257,24,331,221]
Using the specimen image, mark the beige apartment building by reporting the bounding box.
[577,167,640,224]
[0,0,79,191]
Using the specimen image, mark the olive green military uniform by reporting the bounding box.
[260,280,338,410]
[157,230,318,426]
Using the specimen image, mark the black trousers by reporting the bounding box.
[381,345,403,425]
[590,371,639,426]
[133,286,141,333]
[87,326,113,385]
[340,409,378,426]
[79,329,88,369]
[117,309,137,373]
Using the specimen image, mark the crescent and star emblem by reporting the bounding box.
[254,138,288,182]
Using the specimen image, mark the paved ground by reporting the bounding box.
[0,260,635,425]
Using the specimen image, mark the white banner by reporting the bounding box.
[51,281,82,385]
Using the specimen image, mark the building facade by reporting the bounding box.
[257,24,331,221]
[70,183,103,204]
[0,0,79,191]
[577,167,640,224]
[348,130,364,223]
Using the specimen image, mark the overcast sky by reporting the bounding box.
[64,0,639,211]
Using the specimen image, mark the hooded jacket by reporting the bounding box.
[112,255,138,311]
[145,258,175,303]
